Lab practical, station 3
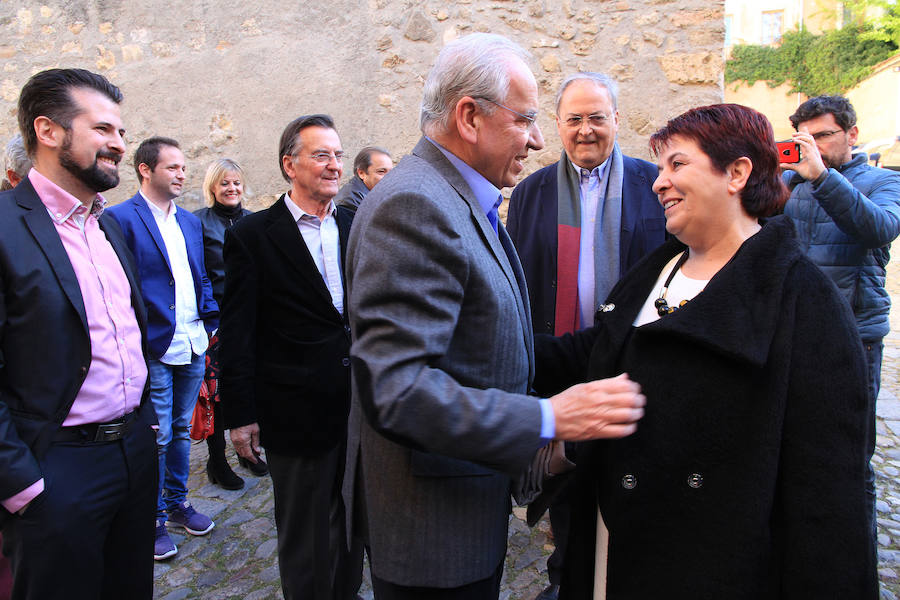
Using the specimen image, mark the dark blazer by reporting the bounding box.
[345,138,542,588]
[106,193,218,359]
[0,179,151,524]
[217,196,354,457]
[507,156,666,334]
[534,216,876,599]
[193,206,252,304]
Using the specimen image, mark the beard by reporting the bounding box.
[59,132,121,193]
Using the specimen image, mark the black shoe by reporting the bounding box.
[206,459,244,490]
[534,584,559,600]
[238,452,269,476]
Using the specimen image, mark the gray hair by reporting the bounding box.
[3,134,31,187]
[555,72,619,114]
[420,33,531,137]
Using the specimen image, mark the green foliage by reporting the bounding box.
[726,24,897,96]
[844,0,900,46]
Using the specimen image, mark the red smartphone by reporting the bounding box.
[776,141,801,163]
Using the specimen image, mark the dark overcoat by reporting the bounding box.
[534,215,877,599]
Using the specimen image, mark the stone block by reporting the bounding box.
[404,10,435,42]
[657,52,723,84]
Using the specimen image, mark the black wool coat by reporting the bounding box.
[534,215,877,599]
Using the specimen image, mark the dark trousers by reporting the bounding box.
[864,341,883,535]
[2,419,158,600]
[268,446,360,600]
[547,502,570,585]
[372,557,504,600]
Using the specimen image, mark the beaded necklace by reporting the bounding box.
[654,251,691,317]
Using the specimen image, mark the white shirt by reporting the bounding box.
[633,252,709,327]
[284,193,344,315]
[143,192,209,364]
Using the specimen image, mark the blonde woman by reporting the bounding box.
[193,159,267,488]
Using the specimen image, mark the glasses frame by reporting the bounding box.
[478,98,537,129]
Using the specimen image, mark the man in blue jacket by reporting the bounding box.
[783,95,900,531]
[107,137,218,561]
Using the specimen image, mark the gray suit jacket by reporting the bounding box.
[344,137,543,587]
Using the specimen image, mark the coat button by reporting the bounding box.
[169,280,174,286]
[621,474,636,489]
[169,304,175,310]
[687,473,703,489]
[342,358,350,367]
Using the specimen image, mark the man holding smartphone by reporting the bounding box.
[782,94,900,532]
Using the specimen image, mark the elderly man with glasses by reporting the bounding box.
[217,114,362,600]
[782,94,900,541]
[505,72,666,600]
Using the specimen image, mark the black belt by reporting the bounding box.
[53,411,138,443]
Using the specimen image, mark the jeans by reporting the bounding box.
[149,354,206,519]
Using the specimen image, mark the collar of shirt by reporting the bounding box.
[29,168,107,225]
[140,190,176,220]
[569,156,610,185]
[284,191,336,223]
[427,137,502,231]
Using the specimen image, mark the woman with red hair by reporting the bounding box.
[535,104,876,598]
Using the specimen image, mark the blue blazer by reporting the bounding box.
[107,193,218,359]
[507,155,666,335]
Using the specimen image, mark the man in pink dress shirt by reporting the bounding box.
[0,68,157,600]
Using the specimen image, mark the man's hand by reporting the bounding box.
[229,423,261,462]
[550,373,645,441]
[781,129,826,182]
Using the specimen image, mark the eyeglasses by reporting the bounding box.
[811,129,842,141]
[479,98,537,129]
[303,151,345,164]
[562,114,613,129]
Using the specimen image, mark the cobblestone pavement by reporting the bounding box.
[154,257,900,599]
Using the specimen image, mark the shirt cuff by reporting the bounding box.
[2,479,44,514]
[539,398,556,443]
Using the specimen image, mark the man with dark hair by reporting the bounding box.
[218,114,361,600]
[335,146,393,213]
[783,94,900,529]
[506,71,665,600]
[0,68,157,599]
[107,136,218,561]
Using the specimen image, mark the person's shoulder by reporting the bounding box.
[623,154,657,178]
[105,193,140,216]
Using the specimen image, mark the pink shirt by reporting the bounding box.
[1,170,147,514]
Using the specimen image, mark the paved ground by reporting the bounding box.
[154,256,900,600]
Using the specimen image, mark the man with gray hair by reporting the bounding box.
[2,134,31,190]
[335,145,393,213]
[506,73,665,600]
[345,35,646,599]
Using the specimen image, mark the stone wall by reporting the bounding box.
[0,0,724,210]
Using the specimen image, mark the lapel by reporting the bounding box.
[17,178,89,334]
[99,213,147,335]
[413,137,534,374]
[601,217,798,370]
[618,157,639,273]
[335,206,353,321]
[266,195,341,319]
[131,194,172,274]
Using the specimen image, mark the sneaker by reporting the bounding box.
[166,501,214,536]
[154,518,177,560]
